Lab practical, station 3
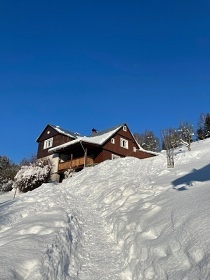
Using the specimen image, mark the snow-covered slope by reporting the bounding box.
[1,139,210,279]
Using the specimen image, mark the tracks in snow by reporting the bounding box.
[65,192,126,280]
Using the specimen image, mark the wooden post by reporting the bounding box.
[84,148,87,168]
[79,140,86,169]
[70,154,73,168]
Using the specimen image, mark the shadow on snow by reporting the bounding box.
[172,164,210,191]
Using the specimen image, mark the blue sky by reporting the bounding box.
[0,0,210,163]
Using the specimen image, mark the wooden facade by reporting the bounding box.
[36,123,157,179]
[36,125,76,159]
[58,156,94,171]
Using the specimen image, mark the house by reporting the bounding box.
[36,123,157,182]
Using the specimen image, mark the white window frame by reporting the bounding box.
[123,125,127,131]
[44,137,53,149]
[120,137,129,149]
[111,153,120,160]
[111,138,115,144]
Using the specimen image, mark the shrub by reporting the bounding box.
[13,159,52,193]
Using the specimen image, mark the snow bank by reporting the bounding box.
[1,139,210,279]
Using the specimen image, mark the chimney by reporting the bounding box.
[92,128,98,134]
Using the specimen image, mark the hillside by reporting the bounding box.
[0,139,210,279]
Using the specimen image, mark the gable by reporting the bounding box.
[36,125,60,142]
[102,124,139,154]
[36,124,78,143]
[36,124,78,159]
[101,124,157,158]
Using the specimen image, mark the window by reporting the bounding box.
[120,138,129,149]
[133,147,137,152]
[44,138,53,149]
[111,138,115,144]
[123,125,127,131]
[111,154,120,160]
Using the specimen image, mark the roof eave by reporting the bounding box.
[48,139,101,153]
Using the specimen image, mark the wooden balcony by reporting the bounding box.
[58,156,94,171]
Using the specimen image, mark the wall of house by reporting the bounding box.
[137,150,155,159]
[94,126,155,162]
[37,125,74,159]
[94,149,112,163]
[104,132,136,155]
[37,125,59,141]
[103,127,138,157]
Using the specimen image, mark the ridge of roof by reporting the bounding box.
[88,123,124,138]
[49,124,81,139]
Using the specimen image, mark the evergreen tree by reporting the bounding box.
[0,156,20,192]
[178,121,194,151]
[204,113,210,138]
[134,130,160,152]
[196,113,206,140]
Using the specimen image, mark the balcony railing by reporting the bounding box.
[58,156,94,171]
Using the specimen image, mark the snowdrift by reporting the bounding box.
[1,139,210,279]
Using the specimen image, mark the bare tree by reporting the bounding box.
[133,133,144,147]
[161,128,178,168]
[19,154,37,166]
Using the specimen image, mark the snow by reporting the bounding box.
[52,125,80,139]
[1,139,210,279]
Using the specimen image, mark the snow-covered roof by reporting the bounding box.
[49,124,124,152]
[36,124,81,142]
[50,124,81,139]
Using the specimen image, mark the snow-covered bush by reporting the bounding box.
[1,180,14,192]
[13,159,52,193]
[64,168,75,179]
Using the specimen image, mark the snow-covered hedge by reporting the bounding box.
[13,159,52,192]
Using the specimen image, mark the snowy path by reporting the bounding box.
[64,192,125,280]
[0,186,126,280]
[0,187,126,280]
